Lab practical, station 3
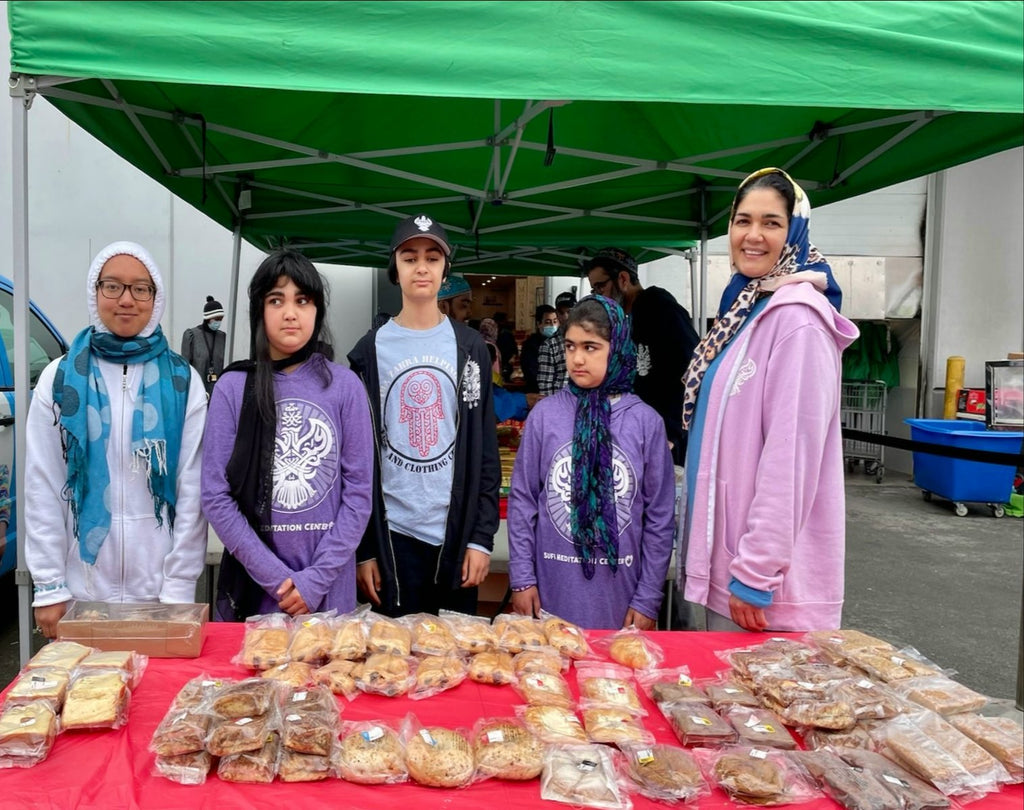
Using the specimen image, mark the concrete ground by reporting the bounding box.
[1,469,1021,704]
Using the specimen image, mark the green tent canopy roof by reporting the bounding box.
[9,1,1023,275]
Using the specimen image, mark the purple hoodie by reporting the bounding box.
[202,356,374,616]
[683,282,859,631]
[508,389,675,629]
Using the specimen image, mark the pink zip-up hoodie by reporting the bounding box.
[684,281,859,630]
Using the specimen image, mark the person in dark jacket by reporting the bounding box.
[520,304,558,393]
[180,295,226,397]
[347,214,500,617]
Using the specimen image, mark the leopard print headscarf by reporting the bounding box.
[681,168,829,431]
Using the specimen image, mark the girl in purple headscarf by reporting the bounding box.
[506,296,676,630]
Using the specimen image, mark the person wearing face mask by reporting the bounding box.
[181,295,227,398]
[520,305,559,394]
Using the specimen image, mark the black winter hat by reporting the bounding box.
[203,295,224,320]
[387,214,452,284]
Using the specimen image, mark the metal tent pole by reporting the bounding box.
[10,81,33,666]
[699,187,709,336]
[226,223,242,363]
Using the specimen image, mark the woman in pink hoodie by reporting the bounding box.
[680,168,859,632]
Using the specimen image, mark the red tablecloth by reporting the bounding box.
[2,624,1020,810]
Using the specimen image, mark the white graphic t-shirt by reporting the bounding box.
[375,318,458,546]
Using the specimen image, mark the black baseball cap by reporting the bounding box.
[555,291,576,309]
[387,214,452,283]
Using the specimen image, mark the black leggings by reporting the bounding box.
[383,531,479,617]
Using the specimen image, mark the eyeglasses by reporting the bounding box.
[96,280,156,302]
[590,276,613,295]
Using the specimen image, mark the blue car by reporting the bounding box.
[0,277,68,576]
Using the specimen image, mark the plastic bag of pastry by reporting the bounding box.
[61,668,131,730]
[0,701,58,766]
[25,640,93,671]
[802,723,876,751]
[870,711,1011,796]
[235,613,293,670]
[722,706,798,750]
[336,719,408,784]
[327,604,370,660]
[467,649,516,686]
[169,674,222,711]
[842,647,941,684]
[78,650,148,690]
[207,712,275,757]
[409,654,467,700]
[795,749,904,810]
[405,612,458,657]
[764,693,857,732]
[539,610,591,660]
[516,703,590,744]
[576,661,646,715]
[514,669,574,708]
[582,707,654,746]
[830,677,911,721]
[701,674,761,710]
[150,705,212,756]
[592,626,663,670]
[637,666,708,707]
[540,743,631,810]
[835,747,952,810]
[804,629,895,665]
[401,714,475,789]
[279,748,334,782]
[947,712,1024,783]
[701,745,820,806]
[366,613,413,656]
[259,661,316,689]
[513,646,567,676]
[210,677,281,719]
[312,659,361,701]
[663,700,737,747]
[472,717,545,781]
[287,611,336,665]
[4,667,70,710]
[153,750,213,785]
[493,612,548,654]
[617,742,709,804]
[890,675,989,716]
[218,731,280,783]
[280,685,339,756]
[717,638,819,678]
[439,608,499,654]
[354,652,415,697]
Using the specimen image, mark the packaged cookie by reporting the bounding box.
[409,654,467,700]
[637,666,708,707]
[892,675,989,716]
[723,706,797,750]
[843,648,941,684]
[327,605,369,660]
[493,613,548,654]
[513,647,567,676]
[803,723,875,751]
[947,712,1024,782]
[517,704,589,744]
[312,659,361,701]
[259,661,316,689]
[337,720,407,784]
[61,668,130,730]
[665,701,737,746]
[617,742,709,803]
[720,638,819,679]
[236,613,292,670]
[796,749,903,810]
[218,732,279,783]
[836,747,952,810]
[354,652,414,697]
[540,612,590,660]
[805,629,895,664]
[153,750,213,785]
[440,609,499,654]
[0,701,58,765]
[287,612,335,664]
[407,613,458,657]
[701,675,761,710]
[402,716,475,789]
[593,626,663,670]
[582,707,653,746]
[366,615,412,657]
[472,717,545,781]
[576,662,645,715]
[831,678,910,721]
[705,745,820,806]
[515,670,574,709]
[467,650,516,686]
[541,744,629,810]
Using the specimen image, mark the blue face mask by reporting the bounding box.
[541,325,558,338]
[207,319,222,332]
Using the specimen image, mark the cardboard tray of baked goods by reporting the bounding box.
[57,601,208,658]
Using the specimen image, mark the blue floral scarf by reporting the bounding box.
[53,325,191,564]
[567,295,636,579]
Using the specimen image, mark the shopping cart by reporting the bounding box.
[840,380,887,483]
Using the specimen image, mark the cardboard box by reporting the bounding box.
[955,388,986,421]
[57,601,208,658]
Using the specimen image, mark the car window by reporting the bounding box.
[0,289,66,388]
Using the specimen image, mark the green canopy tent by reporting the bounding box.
[7,1,1023,658]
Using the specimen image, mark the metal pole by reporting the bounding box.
[11,82,33,666]
[1017,592,1023,711]
[226,223,242,363]
[698,186,709,337]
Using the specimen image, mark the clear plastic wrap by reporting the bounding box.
[493,613,548,654]
[582,707,654,746]
[637,666,709,707]
[593,626,664,670]
[366,614,413,657]
[701,674,761,710]
[576,661,645,715]
[540,611,591,660]
[287,612,336,665]
[60,668,131,730]
[663,700,737,747]
[803,629,896,665]
[409,654,467,699]
[891,675,989,716]
[722,706,798,750]
[514,670,574,708]
[835,747,952,810]
[279,684,338,757]
[513,646,567,676]
[336,719,407,784]
[440,608,499,654]
[168,674,221,710]
[150,705,212,756]
[802,723,876,751]
[327,605,369,661]
[0,701,58,766]
[831,678,911,721]
[210,677,280,718]
[207,712,275,757]
[472,717,545,781]
[259,661,316,688]
[946,712,1024,783]
[235,613,292,670]
[795,749,904,810]
[153,750,212,785]
[354,652,415,697]
[467,650,516,686]
[217,731,279,783]
[700,745,821,806]
[25,640,93,671]
[617,742,709,804]
[312,659,361,700]
[78,649,148,690]
[841,647,942,684]
[719,638,819,678]
[540,743,631,810]
[407,612,459,657]
[401,715,475,789]
[4,667,70,709]
[517,704,589,744]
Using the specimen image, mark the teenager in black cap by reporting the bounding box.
[347,214,500,617]
[180,295,226,397]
